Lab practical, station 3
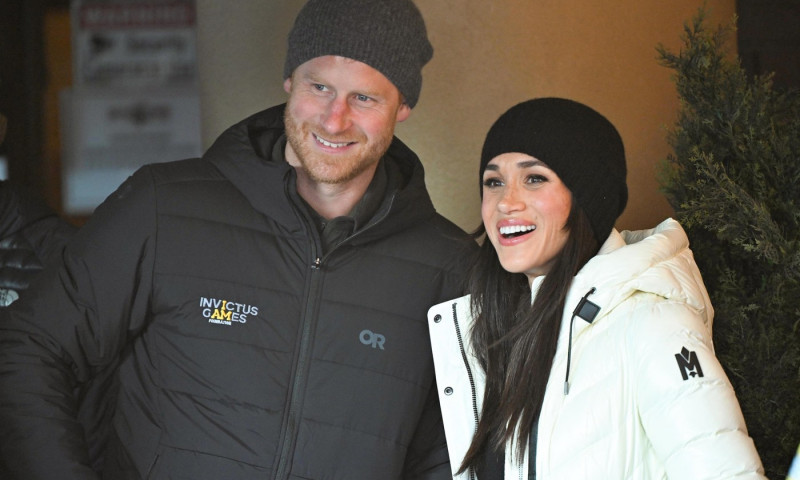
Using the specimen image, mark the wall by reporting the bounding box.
[195,0,736,233]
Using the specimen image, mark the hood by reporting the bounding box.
[202,104,437,239]
[556,218,713,395]
[565,218,713,331]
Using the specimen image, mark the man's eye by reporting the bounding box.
[356,94,370,102]
[313,84,326,91]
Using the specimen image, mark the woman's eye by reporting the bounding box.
[526,174,547,184]
[483,178,502,188]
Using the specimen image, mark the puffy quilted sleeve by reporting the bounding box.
[633,300,767,479]
[0,167,159,479]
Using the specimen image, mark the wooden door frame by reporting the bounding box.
[0,0,69,206]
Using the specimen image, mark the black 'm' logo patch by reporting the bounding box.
[675,347,704,380]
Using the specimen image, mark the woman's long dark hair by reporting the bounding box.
[459,199,600,473]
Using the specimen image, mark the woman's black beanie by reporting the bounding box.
[480,97,628,244]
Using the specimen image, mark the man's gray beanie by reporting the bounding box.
[283,0,433,108]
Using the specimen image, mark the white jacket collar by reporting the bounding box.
[556,218,713,332]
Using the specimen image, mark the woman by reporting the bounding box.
[428,98,766,479]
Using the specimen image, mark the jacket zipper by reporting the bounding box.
[454,301,532,480]
[274,190,325,479]
[274,256,322,479]
[324,192,396,253]
[273,189,396,478]
[451,302,479,480]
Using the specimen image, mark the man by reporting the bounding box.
[0,1,476,478]
[0,114,76,306]
[0,180,77,306]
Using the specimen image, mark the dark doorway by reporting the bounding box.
[737,0,800,91]
[0,0,71,216]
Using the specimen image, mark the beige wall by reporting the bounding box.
[195,0,735,233]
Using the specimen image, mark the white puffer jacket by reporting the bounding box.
[428,219,766,479]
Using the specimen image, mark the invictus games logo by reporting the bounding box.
[200,297,259,325]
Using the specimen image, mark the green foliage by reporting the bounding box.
[657,8,800,479]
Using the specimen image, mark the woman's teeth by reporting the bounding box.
[499,225,536,237]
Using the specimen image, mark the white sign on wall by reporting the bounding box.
[63,0,202,214]
[73,0,198,87]
[60,87,202,213]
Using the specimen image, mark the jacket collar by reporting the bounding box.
[202,104,437,238]
[562,218,712,333]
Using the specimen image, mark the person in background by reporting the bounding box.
[0,182,76,306]
[0,0,476,478]
[0,113,113,474]
[0,113,76,305]
[428,98,766,479]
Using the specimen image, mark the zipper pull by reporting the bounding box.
[312,257,321,269]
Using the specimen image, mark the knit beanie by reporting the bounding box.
[480,98,628,244]
[283,0,433,108]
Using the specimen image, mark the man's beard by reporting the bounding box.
[284,109,394,185]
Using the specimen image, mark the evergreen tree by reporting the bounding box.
[657,8,800,478]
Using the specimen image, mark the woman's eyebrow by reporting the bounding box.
[518,159,547,169]
[484,158,547,172]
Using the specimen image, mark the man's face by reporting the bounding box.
[283,55,411,186]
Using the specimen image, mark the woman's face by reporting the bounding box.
[481,152,572,283]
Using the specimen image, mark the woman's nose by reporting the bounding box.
[497,184,524,213]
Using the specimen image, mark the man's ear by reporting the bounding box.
[396,103,411,123]
[283,77,292,94]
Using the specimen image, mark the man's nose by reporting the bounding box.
[321,97,351,134]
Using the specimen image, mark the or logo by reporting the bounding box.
[359,329,385,350]
[675,347,704,380]
[200,297,259,326]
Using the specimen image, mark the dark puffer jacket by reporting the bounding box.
[0,181,76,305]
[0,104,476,479]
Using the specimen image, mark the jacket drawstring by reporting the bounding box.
[564,287,600,395]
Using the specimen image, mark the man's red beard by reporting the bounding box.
[283,107,394,185]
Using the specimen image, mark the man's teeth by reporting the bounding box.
[315,135,349,148]
[499,225,536,235]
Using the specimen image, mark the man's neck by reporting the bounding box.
[294,165,377,220]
